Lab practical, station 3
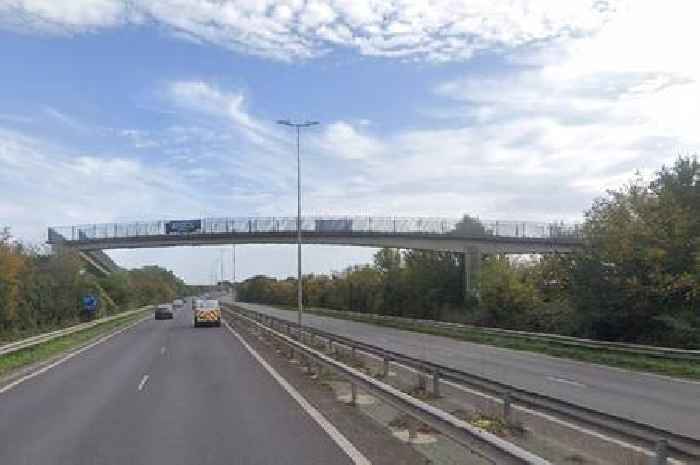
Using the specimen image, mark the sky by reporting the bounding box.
[1,0,699,284]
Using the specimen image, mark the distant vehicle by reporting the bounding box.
[173,299,184,309]
[155,304,174,320]
[194,299,221,327]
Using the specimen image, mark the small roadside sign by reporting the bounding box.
[83,295,98,313]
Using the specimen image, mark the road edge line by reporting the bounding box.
[222,319,371,465]
[0,315,150,395]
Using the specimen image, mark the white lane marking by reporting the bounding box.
[137,374,150,391]
[222,320,371,465]
[546,376,587,388]
[0,316,150,396]
[160,346,166,355]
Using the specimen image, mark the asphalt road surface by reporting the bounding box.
[236,301,700,440]
[0,302,357,465]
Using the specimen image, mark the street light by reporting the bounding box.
[276,119,319,330]
[231,244,236,302]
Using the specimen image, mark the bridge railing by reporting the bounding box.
[48,216,583,243]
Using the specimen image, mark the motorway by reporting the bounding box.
[237,302,700,441]
[0,302,359,465]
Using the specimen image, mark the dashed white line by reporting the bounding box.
[137,374,150,391]
[222,319,371,465]
[546,376,587,388]
[160,346,166,355]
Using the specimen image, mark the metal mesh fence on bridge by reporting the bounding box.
[48,216,583,243]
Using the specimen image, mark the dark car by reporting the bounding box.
[155,304,174,320]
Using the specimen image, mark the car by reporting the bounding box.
[173,298,184,310]
[193,299,221,327]
[155,304,174,320]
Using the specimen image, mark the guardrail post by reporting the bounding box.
[350,382,357,406]
[288,346,295,360]
[408,419,418,441]
[503,391,513,427]
[652,439,668,465]
[351,346,356,363]
[327,338,333,354]
[417,372,427,392]
[382,355,390,378]
[432,368,441,397]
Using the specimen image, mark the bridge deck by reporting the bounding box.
[48,216,583,254]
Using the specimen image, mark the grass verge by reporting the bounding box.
[241,303,700,380]
[0,310,149,379]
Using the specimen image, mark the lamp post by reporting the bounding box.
[231,244,236,302]
[276,119,319,329]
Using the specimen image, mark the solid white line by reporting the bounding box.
[0,316,149,395]
[160,346,166,355]
[222,320,371,465]
[138,374,150,391]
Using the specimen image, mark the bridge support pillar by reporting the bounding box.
[464,246,482,301]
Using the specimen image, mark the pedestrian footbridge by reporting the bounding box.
[48,216,583,291]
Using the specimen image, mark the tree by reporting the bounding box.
[0,229,28,331]
[402,250,463,319]
[451,214,491,237]
[373,249,404,315]
[570,156,700,346]
[479,256,541,329]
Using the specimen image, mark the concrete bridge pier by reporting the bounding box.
[463,245,483,300]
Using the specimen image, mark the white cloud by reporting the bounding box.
[168,81,267,138]
[0,125,377,283]
[318,121,384,160]
[43,105,88,131]
[0,0,619,61]
[0,0,132,33]
[0,127,205,241]
[426,1,700,208]
[154,76,683,222]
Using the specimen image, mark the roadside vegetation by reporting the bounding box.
[0,235,186,343]
[238,156,700,350]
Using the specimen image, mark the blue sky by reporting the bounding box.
[1,1,698,283]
